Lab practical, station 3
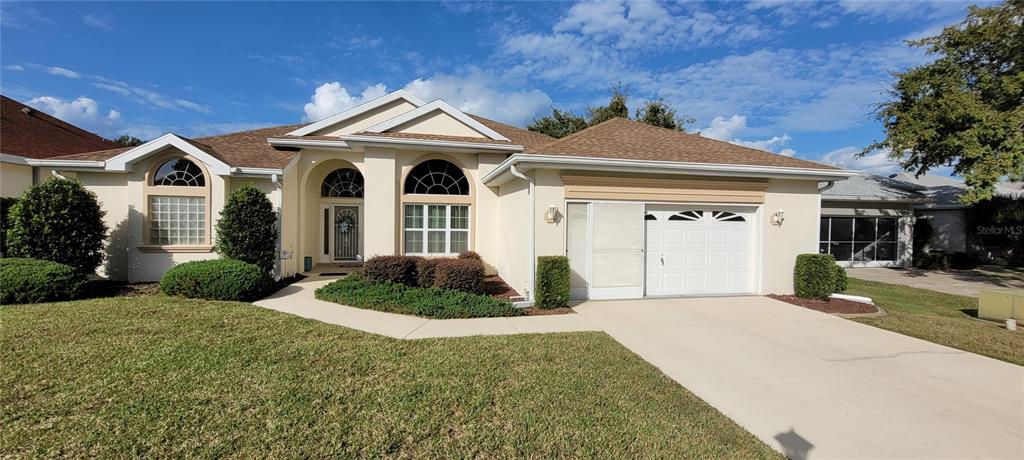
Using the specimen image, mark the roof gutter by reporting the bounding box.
[25,158,105,168]
[482,154,859,185]
[267,138,351,150]
[821,195,933,203]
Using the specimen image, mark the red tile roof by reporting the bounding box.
[1,95,119,158]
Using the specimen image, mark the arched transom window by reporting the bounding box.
[403,159,469,195]
[402,159,471,255]
[321,168,364,198]
[153,158,205,186]
[146,157,210,247]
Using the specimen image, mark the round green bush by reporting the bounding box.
[6,179,107,274]
[536,256,570,308]
[160,259,272,301]
[794,253,839,299]
[215,185,278,274]
[0,258,86,304]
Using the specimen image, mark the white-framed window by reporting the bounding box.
[403,204,470,255]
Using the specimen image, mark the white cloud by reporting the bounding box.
[82,14,113,30]
[27,96,121,133]
[699,114,795,156]
[402,72,552,126]
[93,77,210,113]
[821,146,900,174]
[5,64,24,71]
[47,66,80,79]
[302,74,553,126]
[302,82,389,122]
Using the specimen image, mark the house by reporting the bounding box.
[819,173,929,268]
[25,89,857,301]
[0,95,119,197]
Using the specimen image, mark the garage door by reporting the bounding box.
[645,208,753,296]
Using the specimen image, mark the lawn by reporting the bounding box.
[1,297,778,458]
[846,278,1024,366]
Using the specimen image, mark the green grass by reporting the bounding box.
[846,278,1024,365]
[1,297,778,458]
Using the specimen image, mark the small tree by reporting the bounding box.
[216,185,278,273]
[6,179,107,273]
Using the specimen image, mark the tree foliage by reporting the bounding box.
[868,0,1024,203]
[6,179,107,274]
[111,135,145,147]
[528,85,694,138]
[215,185,278,273]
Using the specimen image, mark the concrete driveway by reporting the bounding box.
[574,297,1023,459]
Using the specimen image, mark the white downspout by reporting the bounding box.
[509,164,535,303]
[272,173,283,280]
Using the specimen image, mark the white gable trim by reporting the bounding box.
[362,100,510,141]
[287,89,426,137]
[105,133,231,175]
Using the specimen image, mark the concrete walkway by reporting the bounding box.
[574,296,1024,459]
[848,266,1024,297]
[253,277,599,339]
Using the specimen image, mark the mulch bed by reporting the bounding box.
[524,307,575,316]
[484,275,521,300]
[82,281,160,298]
[768,294,879,315]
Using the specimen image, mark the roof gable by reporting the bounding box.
[106,133,232,174]
[362,100,510,141]
[287,89,425,137]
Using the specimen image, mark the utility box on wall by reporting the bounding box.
[978,290,1024,322]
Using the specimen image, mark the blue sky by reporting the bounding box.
[1,1,984,174]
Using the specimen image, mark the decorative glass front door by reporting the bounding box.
[333,206,359,261]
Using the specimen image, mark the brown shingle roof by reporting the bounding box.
[51,124,304,169]
[468,114,556,150]
[1,95,119,158]
[529,117,838,170]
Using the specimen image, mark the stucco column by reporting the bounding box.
[362,147,397,257]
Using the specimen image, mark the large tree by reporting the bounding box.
[867,0,1023,203]
[529,86,693,138]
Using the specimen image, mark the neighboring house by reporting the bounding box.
[891,172,1024,253]
[0,95,119,197]
[819,173,930,268]
[26,89,856,301]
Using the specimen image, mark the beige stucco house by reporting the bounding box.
[25,90,856,301]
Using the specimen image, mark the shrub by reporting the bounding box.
[434,258,485,294]
[794,253,839,299]
[160,259,272,301]
[6,179,107,274]
[915,251,951,269]
[416,258,440,288]
[912,217,934,256]
[315,276,522,319]
[535,256,570,308]
[0,197,17,257]
[363,255,421,287]
[949,251,980,270]
[831,264,848,293]
[457,251,482,261]
[216,185,278,273]
[0,258,86,304]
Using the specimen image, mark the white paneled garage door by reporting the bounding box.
[645,207,754,296]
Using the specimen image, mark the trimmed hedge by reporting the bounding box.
[794,254,841,300]
[536,256,570,308]
[363,255,421,287]
[5,179,107,274]
[915,251,981,270]
[0,258,86,304]
[457,251,482,261]
[434,259,485,294]
[216,185,278,273]
[160,259,272,301]
[0,197,17,257]
[831,264,848,293]
[416,258,440,288]
[315,275,522,319]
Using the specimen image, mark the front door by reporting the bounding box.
[333,206,359,261]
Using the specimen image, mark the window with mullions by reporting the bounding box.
[148,158,208,245]
[404,159,470,195]
[819,217,897,262]
[321,168,364,198]
[404,204,470,254]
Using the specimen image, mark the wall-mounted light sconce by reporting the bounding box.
[543,204,559,224]
[770,208,785,226]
